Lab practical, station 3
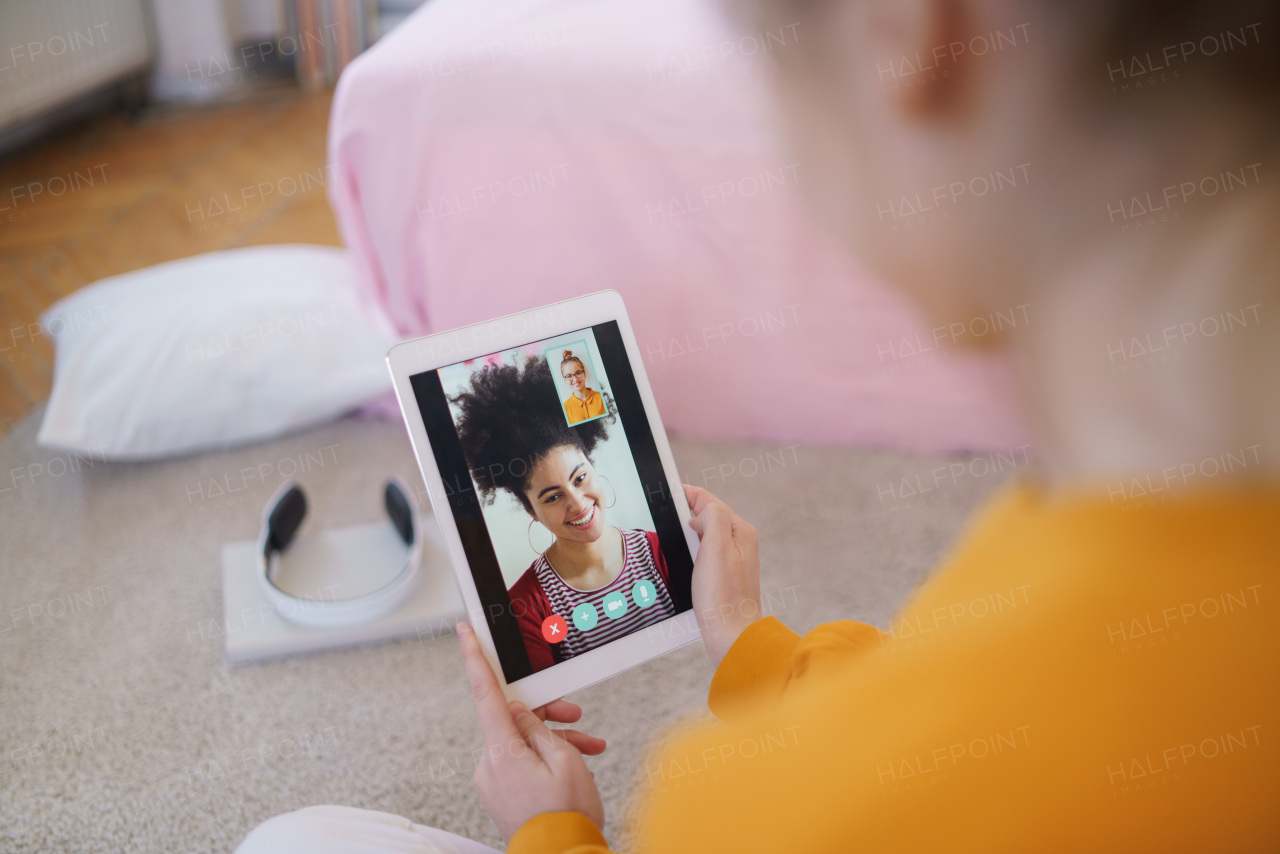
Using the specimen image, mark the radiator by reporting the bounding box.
[0,0,153,133]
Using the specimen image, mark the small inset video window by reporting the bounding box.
[545,340,609,427]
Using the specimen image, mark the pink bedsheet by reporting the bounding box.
[327,0,1026,452]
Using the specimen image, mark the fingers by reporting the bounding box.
[529,701,602,753]
[684,484,739,537]
[509,701,570,762]
[692,500,732,543]
[535,699,583,724]
[548,727,607,756]
[684,484,730,540]
[683,483,717,516]
[457,623,525,751]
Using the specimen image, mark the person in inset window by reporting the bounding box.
[450,355,675,672]
[558,349,607,424]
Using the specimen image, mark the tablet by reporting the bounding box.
[387,290,701,709]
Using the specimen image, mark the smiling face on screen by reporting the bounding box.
[562,358,587,397]
[524,445,607,543]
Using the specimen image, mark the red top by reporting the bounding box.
[507,529,673,673]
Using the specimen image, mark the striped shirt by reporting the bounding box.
[508,528,677,672]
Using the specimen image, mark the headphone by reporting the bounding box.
[257,477,422,629]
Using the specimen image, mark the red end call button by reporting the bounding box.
[541,614,567,643]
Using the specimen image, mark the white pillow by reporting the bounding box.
[37,245,398,460]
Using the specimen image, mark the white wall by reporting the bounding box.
[149,0,285,102]
[149,0,234,101]
[223,0,278,43]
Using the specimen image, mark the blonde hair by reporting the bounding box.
[560,350,585,376]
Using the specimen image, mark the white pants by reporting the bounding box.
[235,805,502,854]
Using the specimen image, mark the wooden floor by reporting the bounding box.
[0,83,341,440]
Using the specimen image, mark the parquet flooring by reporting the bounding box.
[0,83,341,440]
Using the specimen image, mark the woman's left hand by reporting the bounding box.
[457,622,606,842]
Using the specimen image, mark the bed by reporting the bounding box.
[326,0,1026,452]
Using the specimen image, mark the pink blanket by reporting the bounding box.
[327,0,1026,452]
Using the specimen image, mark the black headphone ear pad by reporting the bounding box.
[385,482,414,546]
[268,486,308,553]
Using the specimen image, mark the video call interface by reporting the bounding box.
[410,321,694,684]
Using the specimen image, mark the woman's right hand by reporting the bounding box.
[682,484,762,669]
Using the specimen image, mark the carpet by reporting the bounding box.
[0,407,1013,852]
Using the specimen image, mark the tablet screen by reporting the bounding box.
[409,321,694,684]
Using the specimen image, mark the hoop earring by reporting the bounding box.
[528,519,555,555]
[597,474,617,509]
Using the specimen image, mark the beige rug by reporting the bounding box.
[0,406,1009,852]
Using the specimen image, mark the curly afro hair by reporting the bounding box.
[450,354,614,515]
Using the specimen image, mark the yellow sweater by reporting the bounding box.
[509,482,1280,853]
[563,390,606,424]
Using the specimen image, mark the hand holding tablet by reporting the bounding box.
[681,484,764,668]
[455,621,606,843]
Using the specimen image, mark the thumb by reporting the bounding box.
[694,502,731,542]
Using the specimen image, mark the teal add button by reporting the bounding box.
[572,603,599,631]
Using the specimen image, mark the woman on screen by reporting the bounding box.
[450,355,676,672]
[559,349,607,424]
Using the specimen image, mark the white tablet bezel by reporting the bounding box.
[386,290,702,709]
